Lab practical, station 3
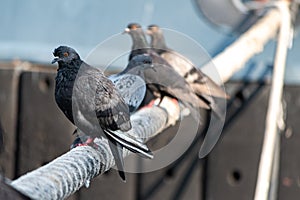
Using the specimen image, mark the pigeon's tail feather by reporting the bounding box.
[108,139,126,182]
[104,129,153,159]
[191,74,229,99]
[197,94,226,120]
[174,91,210,110]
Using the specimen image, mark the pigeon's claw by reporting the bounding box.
[70,135,97,149]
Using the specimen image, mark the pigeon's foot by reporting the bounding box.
[140,98,160,110]
[70,135,97,149]
[156,97,180,126]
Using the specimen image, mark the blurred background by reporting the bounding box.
[0,0,300,199]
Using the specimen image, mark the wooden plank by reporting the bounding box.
[205,82,269,200]
[0,67,20,179]
[17,71,75,176]
[278,86,300,199]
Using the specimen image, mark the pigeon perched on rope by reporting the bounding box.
[52,46,153,182]
[146,24,228,118]
[147,24,228,100]
[146,25,230,157]
[124,23,209,112]
[121,54,207,116]
[125,23,228,158]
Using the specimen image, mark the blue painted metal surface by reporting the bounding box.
[0,0,299,83]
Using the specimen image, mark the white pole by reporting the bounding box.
[202,6,281,83]
[254,1,291,200]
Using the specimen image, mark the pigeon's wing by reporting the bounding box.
[147,52,206,104]
[71,65,130,136]
[162,51,229,99]
[190,71,229,99]
[143,63,209,109]
[160,51,194,77]
[71,68,102,135]
[92,69,153,156]
[109,74,146,112]
[94,75,132,132]
[105,129,153,159]
[75,66,153,182]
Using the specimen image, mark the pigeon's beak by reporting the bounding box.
[51,57,61,64]
[122,28,130,34]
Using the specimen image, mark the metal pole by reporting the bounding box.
[254,1,291,199]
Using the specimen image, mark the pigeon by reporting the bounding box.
[146,24,229,118]
[119,53,209,122]
[124,23,149,61]
[124,23,169,64]
[52,46,153,181]
[124,23,210,111]
[147,25,229,157]
[147,24,228,99]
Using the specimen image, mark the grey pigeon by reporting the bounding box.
[147,25,229,99]
[52,46,152,181]
[124,23,170,64]
[124,23,209,111]
[124,23,149,61]
[147,24,229,118]
[119,54,207,121]
[147,25,229,157]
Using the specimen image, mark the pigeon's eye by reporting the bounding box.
[63,52,69,57]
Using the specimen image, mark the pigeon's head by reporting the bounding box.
[123,23,142,34]
[52,46,80,64]
[147,24,161,35]
[147,25,166,50]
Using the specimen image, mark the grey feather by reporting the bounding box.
[109,74,146,112]
[108,139,126,182]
